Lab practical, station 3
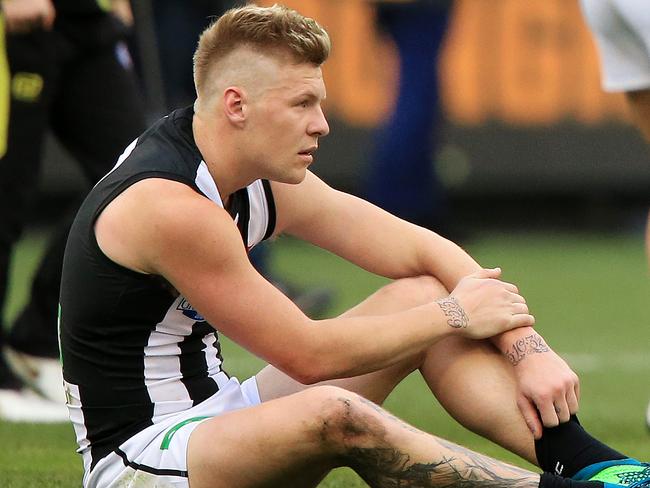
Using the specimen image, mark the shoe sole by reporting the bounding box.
[3,347,65,403]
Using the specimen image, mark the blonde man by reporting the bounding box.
[60,5,648,487]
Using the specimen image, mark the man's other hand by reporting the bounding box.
[3,0,56,34]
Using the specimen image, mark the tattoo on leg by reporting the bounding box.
[340,396,538,487]
[505,333,550,366]
[350,442,538,488]
[435,296,469,329]
[357,397,424,435]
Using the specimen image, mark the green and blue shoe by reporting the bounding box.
[574,459,650,488]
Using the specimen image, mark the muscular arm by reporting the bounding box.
[273,172,540,355]
[273,172,579,434]
[272,171,478,286]
[95,178,527,385]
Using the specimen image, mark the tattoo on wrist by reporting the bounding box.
[505,333,549,366]
[435,296,469,329]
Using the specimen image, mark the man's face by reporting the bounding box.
[243,58,330,184]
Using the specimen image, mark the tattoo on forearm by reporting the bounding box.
[505,333,550,366]
[435,296,469,329]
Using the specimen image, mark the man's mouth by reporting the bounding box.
[298,146,317,156]
[298,146,317,163]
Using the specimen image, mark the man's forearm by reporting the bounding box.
[416,227,481,291]
[491,327,550,366]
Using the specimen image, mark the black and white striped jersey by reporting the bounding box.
[59,106,276,473]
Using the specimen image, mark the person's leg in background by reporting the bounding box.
[578,0,650,431]
[153,0,236,109]
[622,89,650,429]
[5,12,146,404]
[364,1,451,232]
[0,27,69,421]
[625,88,650,431]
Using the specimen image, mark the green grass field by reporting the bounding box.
[1,227,649,487]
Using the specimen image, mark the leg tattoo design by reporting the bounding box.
[336,395,539,488]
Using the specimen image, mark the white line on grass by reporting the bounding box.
[561,352,650,372]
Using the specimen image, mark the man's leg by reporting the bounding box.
[624,88,650,430]
[256,277,437,405]
[187,384,545,488]
[6,29,146,403]
[256,275,631,472]
[0,29,69,421]
[257,276,538,458]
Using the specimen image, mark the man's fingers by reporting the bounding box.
[537,397,560,429]
[510,313,535,328]
[471,267,502,279]
[517,396,543,439]
[554,397,571,423]
[502,282,520,294]
[566,387,579,416]
[41,3,57,31]
[509,292,527,304]
[42,10,56,30]
[511,302,529,315]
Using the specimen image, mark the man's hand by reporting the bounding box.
[111,0,133,27]
[503,334,580,439]
[443,267,535,340]
[2,0,56,34]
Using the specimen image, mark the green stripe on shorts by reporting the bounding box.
[160,416,211,450]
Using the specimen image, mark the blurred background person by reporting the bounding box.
[149,0,235,111]
[0,0,145,421]
[363,0,454,233]
[577,0,650,430]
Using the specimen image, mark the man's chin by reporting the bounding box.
[285,171,307,185]
[275,167,308,185]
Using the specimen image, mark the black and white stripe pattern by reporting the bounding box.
[60,106,275,472]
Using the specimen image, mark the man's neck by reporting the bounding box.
[192,112,255,203]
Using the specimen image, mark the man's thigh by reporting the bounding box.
[54,42,146,183]
[187,387,349,488]
[256,276,448,405]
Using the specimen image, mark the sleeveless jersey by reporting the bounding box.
[59,106,276,473]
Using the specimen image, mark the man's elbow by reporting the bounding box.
[280,351,342,385]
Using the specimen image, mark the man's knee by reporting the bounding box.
[377,275,448,308]
[304,386,389,452]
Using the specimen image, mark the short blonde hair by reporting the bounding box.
[193,4,331,96]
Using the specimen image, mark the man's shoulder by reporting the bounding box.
[96,177,235,275]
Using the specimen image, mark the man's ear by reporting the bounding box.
[223,87,247,125]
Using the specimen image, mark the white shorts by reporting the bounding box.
[580,0,650,92]
[84,376,261,488]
